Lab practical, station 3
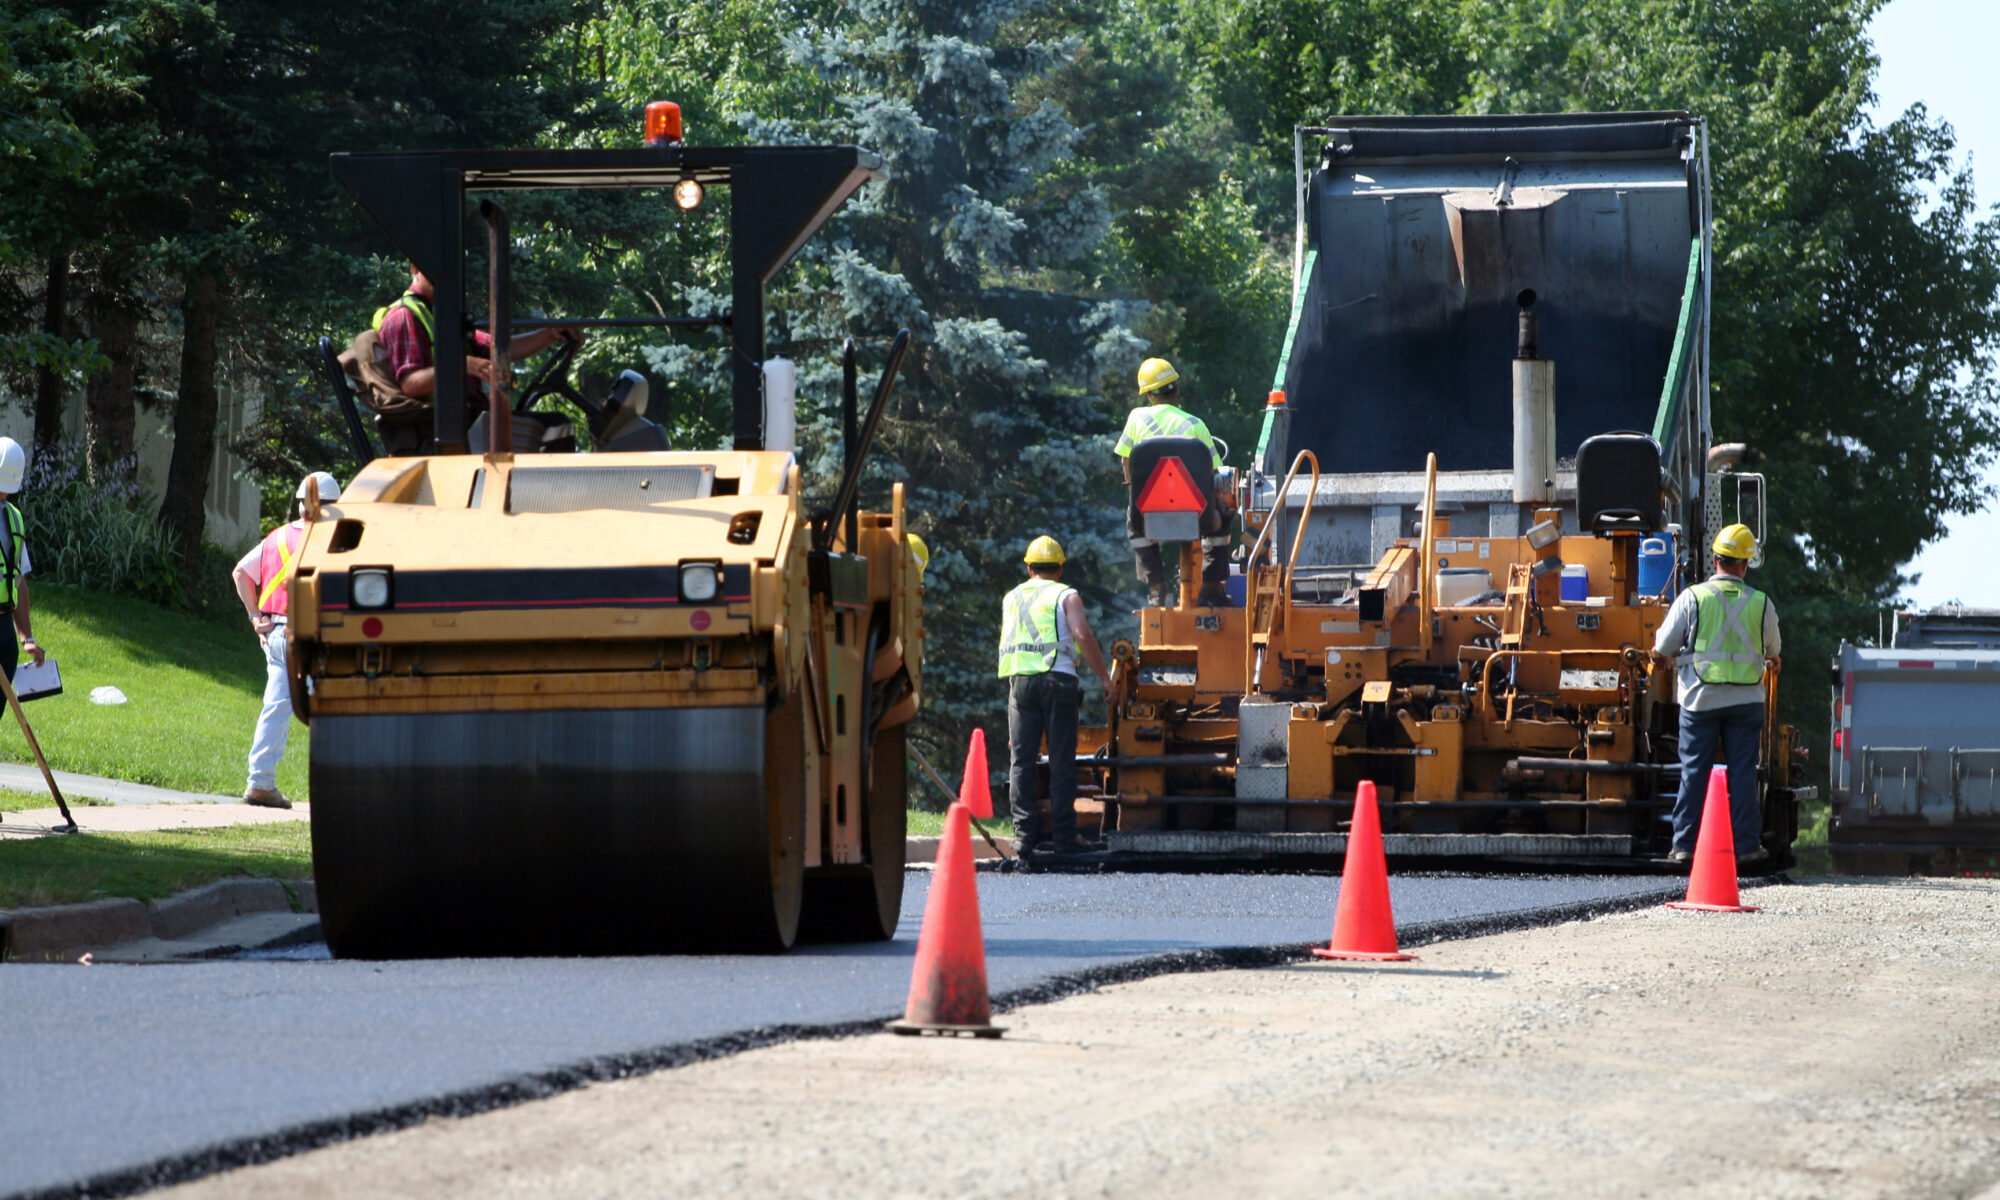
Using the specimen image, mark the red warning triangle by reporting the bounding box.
[1136,455,1208,513]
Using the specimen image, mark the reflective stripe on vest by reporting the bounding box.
[1117,404,1219,465]
[996,578,1072,677]
[256,523,306,615]
[372,293,436,342]
[0,504,22,608]
[1688,577,1767,685]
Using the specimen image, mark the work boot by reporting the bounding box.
[1736,846,1771,868]
[1146,584,1173,609]
[1196,583,1231,608]
[244,788,292,810]
[1666,848,1693,865]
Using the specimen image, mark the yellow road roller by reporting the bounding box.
[297,119,921,956]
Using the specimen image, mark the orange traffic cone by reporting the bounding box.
[1313,780,1416,961]
[888,802,1003,1037]
[1668,765,1760,913]
[959,728,993,819]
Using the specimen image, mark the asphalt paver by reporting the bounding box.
[2,871,1676,1199]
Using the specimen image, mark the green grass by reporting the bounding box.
[1790,798,1832,874]
[905,808,1013,838]
[0,822,313,909]
[0,785,108,809]
[0,583,305,799]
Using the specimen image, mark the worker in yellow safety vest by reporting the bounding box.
[1115,358,1231,607]
[231,472,342,808]
[0,437,49,685]
[998,536,1111,856]
[1650,522,1783,866]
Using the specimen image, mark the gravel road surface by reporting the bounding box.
[154,878,2000,1200]
[2,872,1671,1199]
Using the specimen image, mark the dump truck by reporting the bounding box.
[1830,607,2000,873]
[1075,112,1806,867]
[297,110,922,957]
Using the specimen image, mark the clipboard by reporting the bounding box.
[14,657,61,701]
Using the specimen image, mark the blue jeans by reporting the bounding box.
[1672,703,1764,855]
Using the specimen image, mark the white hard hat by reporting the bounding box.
[0,438,26,493]
[296,471,341,503]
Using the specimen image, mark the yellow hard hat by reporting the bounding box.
[1712,523,1757,560]
[1023,535,1066,565]
[906,532,930,573]
[1136,357,1179,395]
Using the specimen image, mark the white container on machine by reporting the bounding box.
[1434,567,1493,606]
[761,358,797,452]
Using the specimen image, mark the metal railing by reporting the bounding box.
[1241,449,1320,696]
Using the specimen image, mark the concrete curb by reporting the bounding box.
[903,835,1007,863]
[1,877,317,963]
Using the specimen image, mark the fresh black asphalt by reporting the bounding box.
[3,871,1681,1199]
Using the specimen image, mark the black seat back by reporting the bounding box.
[1575,432,1663,533]
[1127,436,1214,509]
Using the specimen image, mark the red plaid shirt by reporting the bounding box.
[378,299,492,417]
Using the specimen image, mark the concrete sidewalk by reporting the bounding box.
[0,761,239,806]
[0,801,310,840]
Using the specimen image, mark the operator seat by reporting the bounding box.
[1128,435,1217,543]
[1575,432,1664,534]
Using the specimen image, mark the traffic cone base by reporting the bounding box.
[888,802,1003,1037]
[1666,899,1761,913]
[1312,946,1417,962]
[1668,764,1760,914]
[885,1020,1007,1038]
[1314,780,1418,962]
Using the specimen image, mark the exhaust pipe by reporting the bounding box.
[1511,289,1555,505]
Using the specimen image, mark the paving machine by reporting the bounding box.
[296,110,923,956]
[1077,113,1806,867]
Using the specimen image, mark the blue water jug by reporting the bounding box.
[1637,534,1674,599]
[1560,563,1589,604]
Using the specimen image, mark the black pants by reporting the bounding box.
[0,626,17,684]
[1007,671,1079,847]
[1128,500,1231,593]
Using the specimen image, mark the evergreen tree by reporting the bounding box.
[745,0,1152,767]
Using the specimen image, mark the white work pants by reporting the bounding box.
[246,625,292,791]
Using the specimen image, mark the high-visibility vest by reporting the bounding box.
[255,521,307,616]
[372,292,435,342]
[1115,403,1221,468]
[1688,577,1768,685]
[0,503,23,609]
[996,578,1073,677]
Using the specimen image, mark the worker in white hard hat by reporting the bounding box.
[1650,522,1782,868]
[1115,358,1231,607]
[231,471,342,808]
[998,535,1111,856]
[0,437,49,684]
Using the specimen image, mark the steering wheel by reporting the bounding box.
[512,334,601,422]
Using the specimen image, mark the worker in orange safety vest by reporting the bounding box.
[231,472,341,808]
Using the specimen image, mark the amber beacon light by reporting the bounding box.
[644,101,683,147]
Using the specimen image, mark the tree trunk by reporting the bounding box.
[160,268,221,576]
[83,279,140,486]
[33,251,69,457]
